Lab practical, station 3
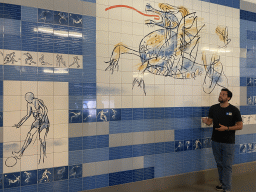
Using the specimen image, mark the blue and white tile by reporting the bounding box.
[69,164,82,178]
[69,13,82,28]
[175,141,184,152]
[21,51,37,67]
[83,109,96,123]
[4,172,21,188]
[54,166,68,181]
[38,52,54,67]
[3,50,21,66]
[53,152,68,167]
[184,140,193,151]
[240,144,247,154]
[110,96,121,108]
[247,143,254,153]
[96,109,109,122]
[54,124,68,139]
[54,11,68,25]
[38,168,53,183]
[68,54,83,69]
[193,139,203,150]
[37,152,53,170]
[38,9,54,23]
[53,138,68,153]
[21,170,37,186]
[54,53,69,68]
[54,110,68,124]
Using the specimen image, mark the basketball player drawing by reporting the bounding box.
[5,92,50,167]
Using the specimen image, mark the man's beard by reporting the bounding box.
[218,98,224,103]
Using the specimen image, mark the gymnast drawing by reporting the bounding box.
[5,92,50,167]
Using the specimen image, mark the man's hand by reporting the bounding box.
[215,124,228,131]
[202,117,208,124]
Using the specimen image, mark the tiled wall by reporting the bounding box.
[0,0,255,191]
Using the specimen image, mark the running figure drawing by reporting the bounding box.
[5,92,50,167]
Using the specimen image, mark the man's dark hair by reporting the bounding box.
[221,88,232,101]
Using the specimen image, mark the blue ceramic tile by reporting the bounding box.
[4,172,21,188]
[121,120,132,133]
[53,40,69,54]
[69,87,83,102]
[69,96,83,110]
[193,139,203,150]
[83,135,96,150]
[247,77,254,86]
[175,129,184,140]
[175,141,184,152]
[3,34,21,50]
[38,168,53,183]
[0,143,2,158]
[53,68,69,82]
[155,142,165,154]
[144,155,155,168]
[144,143,155,155]
[120,170,133,184]
[165,141,174,153]
[54,166,68,181]
[121,145,133,159]
[133,168,144,182]
[4,187,20,192]
[3,65,21,81]
[96,135,109,148]
[82,98,96,109]
[83,83,96,96]
[109,146,121,160]
[37,67,54,81]
[21,6,37,22]
[144,167,154,180]
[4,3,21,20]
[38,38,54,53]
[69,110,82,123]
[0,174,2,189]
[83,109,96,122]
[95,174,108,189]
[132,144,144,157]
[133,108,143,120]
[0,4,3,19]
[132,120,144,132]
[247,143,254,153]
[69,150,83,165]
[94,148,109,162]
[69,137,83,151]
[69,69,83,83]
[240,144,247,154]
[109,172,121,186]
[20,66,38,81]
[22,37,38,52]
[22,185,38,192]
[233,0,239,9]
[4,19,21,36]
[96,109,109,122]
[69,13,82,28]
[38,9,53,23]
[110,108,121,121]
[83,176,96,190]
[121,108,132,120]
[155,108,164,119]
[144,108,154,119]
[83,30,96,44]
[21,170,37,186]
[38,182,53,192]
[144,119,154,131]
[154,119,165,131]
[202,138,212,148]
[54,11,68,25]
[69,178,83,192]
[69,164,82,178]
[53,180,68,192]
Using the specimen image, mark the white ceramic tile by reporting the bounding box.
[155,130,165,143]
[3,111,21,129]
[121,158,133,171]
[96,17,109,32]
[121,84,133,96]
[38,52,54,67]
[97,44,109,58]
[83,162,96,177]
[3,141,20,158]
[174,96,184,107]
[53,138,68,153]
[121,95,132,108]
[54,96,68,110]
[133,156,144,169]
[69,55,83,69]
[53,152,68,167]
[164,130,174,142]
[4,81,21,96]
[54,82,68,96]
[110,72,121,84]
[109,159,121,173]
[37,81,53,96]
[21,81,38,97]
[164,96,175,107]
[96,122,109,135]
[54,124,68,138]
[21,154,38,171]
[144,131,154,144]
[154,96,164,107]
[3,156,21,173]
[132,132,144,145]
[21,51,38,67]
[109,134,122,147]
[3,50,21,66]
[83,123,97,136]
[96,4,109,18]
[109,84,121,95]
[95,161,109,175]
[110,96,121,108]
[133,96,143,108]
[97,96,110,108]
[53,110,68,124]
[37,152,53,170]
[154,85,164,96]
[144,96,155,108]
[209,3,218,15]
[3,96,20,112]
[121,133,133,146]
[121,72,133,84]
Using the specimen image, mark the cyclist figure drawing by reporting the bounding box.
[5,92,50,167]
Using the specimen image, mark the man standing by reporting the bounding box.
[202,88,243,192]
